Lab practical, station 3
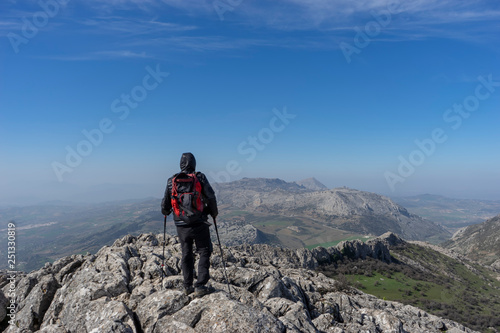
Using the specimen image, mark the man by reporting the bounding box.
[161,152,218,297]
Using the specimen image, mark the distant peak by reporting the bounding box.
[294,177,328,191]
[215,177,306,192]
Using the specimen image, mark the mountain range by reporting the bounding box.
[2,177,499,275]
[213,178,450,243]
[2,177,500,331]
[0,177,463,273]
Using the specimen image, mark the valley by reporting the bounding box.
[318,236,500,333]
[1,178,500,331]
[218,208,371,249]
[393,194,500,232]
[2,178,499,275]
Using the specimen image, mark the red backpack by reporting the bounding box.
[171,172,204,223]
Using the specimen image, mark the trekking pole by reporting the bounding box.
[161,215,167,288]
[213,217,231,297]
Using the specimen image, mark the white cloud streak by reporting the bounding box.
[90,0,499,42]
[4,0,497,59]
[34,50,153,61]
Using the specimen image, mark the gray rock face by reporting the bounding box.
[492,259,500,271]
[444,214,500,266]
[0,289,8,323]
[214,179,450,241]
[214,219,269,246]
[1,233,477,333]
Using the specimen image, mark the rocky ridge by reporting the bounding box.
[214,178,450,241]
[213,218,270,247]
[444,214,500,267]
[0,232,476,333]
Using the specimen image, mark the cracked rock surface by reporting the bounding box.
[1,233,477,333]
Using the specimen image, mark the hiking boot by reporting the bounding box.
[184,286,194,295]
[194,286,213,298]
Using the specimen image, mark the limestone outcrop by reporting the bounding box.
[1,233,476,333]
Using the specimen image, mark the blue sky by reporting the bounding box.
[1,0,499,204]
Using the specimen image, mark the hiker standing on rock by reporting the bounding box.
[161,152,218,297]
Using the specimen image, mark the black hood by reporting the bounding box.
[180,152,196,173]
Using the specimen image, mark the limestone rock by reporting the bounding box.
[445,214,500,266]
[0,290,8,323]
[1,233,478,333]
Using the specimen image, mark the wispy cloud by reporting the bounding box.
[0,20,20,33]
[34,37,273,61]
[0,8,42,35]
[37,50,154,61]
[124,33,343,53]
[77,16,197,36]
[85,0,212,14]
[125,35,276,52]
[4,0,497,59]
[236,0,500,32]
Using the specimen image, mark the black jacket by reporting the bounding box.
[161,153,218,226]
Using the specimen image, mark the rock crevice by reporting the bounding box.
[1,233,477,333]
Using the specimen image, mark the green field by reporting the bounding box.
[319,244,500,333]
[218,209,371,250]
[351,271,451,303]
[220,210,253,218]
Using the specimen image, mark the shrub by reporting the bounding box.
[333,273,351,292]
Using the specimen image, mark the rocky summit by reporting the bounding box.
[1,233,476,333]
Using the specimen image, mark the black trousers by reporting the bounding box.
[176,223,212,288]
